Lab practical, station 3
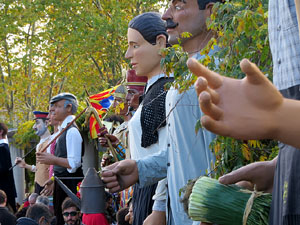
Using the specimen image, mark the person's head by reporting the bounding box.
[116,207,130,225]
[36,196,50,207]
[0,189,7,207]
[50,93,78,122]
[125,12,168,78]
[61,197,81,225]
[0,122,8,139]
[26,203,52,225]
[33,111,49,137]
[113,85,129,116]
[162,0,222,53]
[28,193,38,207]
[123,70,147,111]
[124,202,133,224]
[48,105,60,130]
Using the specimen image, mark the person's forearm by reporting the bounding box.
[52,156,71,169]
[136,149,168,187]
[25,164,35,172]
[275,98,300,149]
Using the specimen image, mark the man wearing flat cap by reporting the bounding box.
[15,111,52,194]
[36,92,84,225]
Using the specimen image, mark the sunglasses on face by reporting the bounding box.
[63,211,78,217]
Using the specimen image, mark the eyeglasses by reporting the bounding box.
[63,211,78,217]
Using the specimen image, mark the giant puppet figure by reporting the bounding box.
[16,111,52,195]
[102,1,224,224]
[36,93,84,225]
[0,122,17,213]
[123,12,173,225]
[102,12,173,225]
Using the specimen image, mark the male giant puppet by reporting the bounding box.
[36,93,84,225]
[16,111,51,194]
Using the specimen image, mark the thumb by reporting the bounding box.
[201,115,229,137]
[240,59,268,85]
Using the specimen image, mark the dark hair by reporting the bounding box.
[0,189,7,205]
[61,197,79,212]
[26,203,53,223]
[0,122,8,137]
[116,207,130,225]
[197,0,223,10]
[129,12,168,45]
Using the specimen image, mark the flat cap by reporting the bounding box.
[50,92,78,105]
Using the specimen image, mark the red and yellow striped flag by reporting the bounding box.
[89,86,119,139]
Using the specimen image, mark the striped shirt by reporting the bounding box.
[268,0,300,90]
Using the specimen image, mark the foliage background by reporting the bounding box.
[162,0,278,178]
[1,0,279,183]
[0,0,167,127]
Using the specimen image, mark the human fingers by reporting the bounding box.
[201,115,229,137]
[98,137,108,147]
[98,127,108,137]
[195,77,220,104]
[235,181,254,190]
[187,58,222,89]
[105,181,121,193]
[15,158,22,164]
[219,166,253,185]
[199,91,223,120]
[240,59,268,85]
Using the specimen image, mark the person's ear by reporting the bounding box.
[66,104,72,113]
[156,34,167,49]
[38,216,48,225]
[205,2,215,16]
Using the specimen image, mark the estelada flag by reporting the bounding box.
[88,86,119,139]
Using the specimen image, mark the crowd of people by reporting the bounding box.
[1,0,300,224]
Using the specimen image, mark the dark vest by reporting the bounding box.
[54,124,84,177]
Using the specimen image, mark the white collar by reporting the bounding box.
[0,139,7,145]
[145,73,174,93]
[59,115,75,130]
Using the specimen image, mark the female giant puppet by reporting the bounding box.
[124,12,173,225]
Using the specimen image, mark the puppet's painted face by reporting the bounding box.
[51,99,70,123]
[125,28,161,79]
[48,105,59,128]
[33,119,48,137]
[162,0,209,46]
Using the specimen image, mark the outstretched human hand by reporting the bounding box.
[101,159,138,193]
[188,58,283,141]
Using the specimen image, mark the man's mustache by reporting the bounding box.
[166,19,178,29]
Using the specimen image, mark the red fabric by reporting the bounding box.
[23,201,29,208]
[82,213,109,225]
[49,139,56,178]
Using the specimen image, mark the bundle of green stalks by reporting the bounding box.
[182,176,272,225]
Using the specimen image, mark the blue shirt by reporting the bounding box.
[136,52,217,225]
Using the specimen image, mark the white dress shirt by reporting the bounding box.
[58,115,83,173]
